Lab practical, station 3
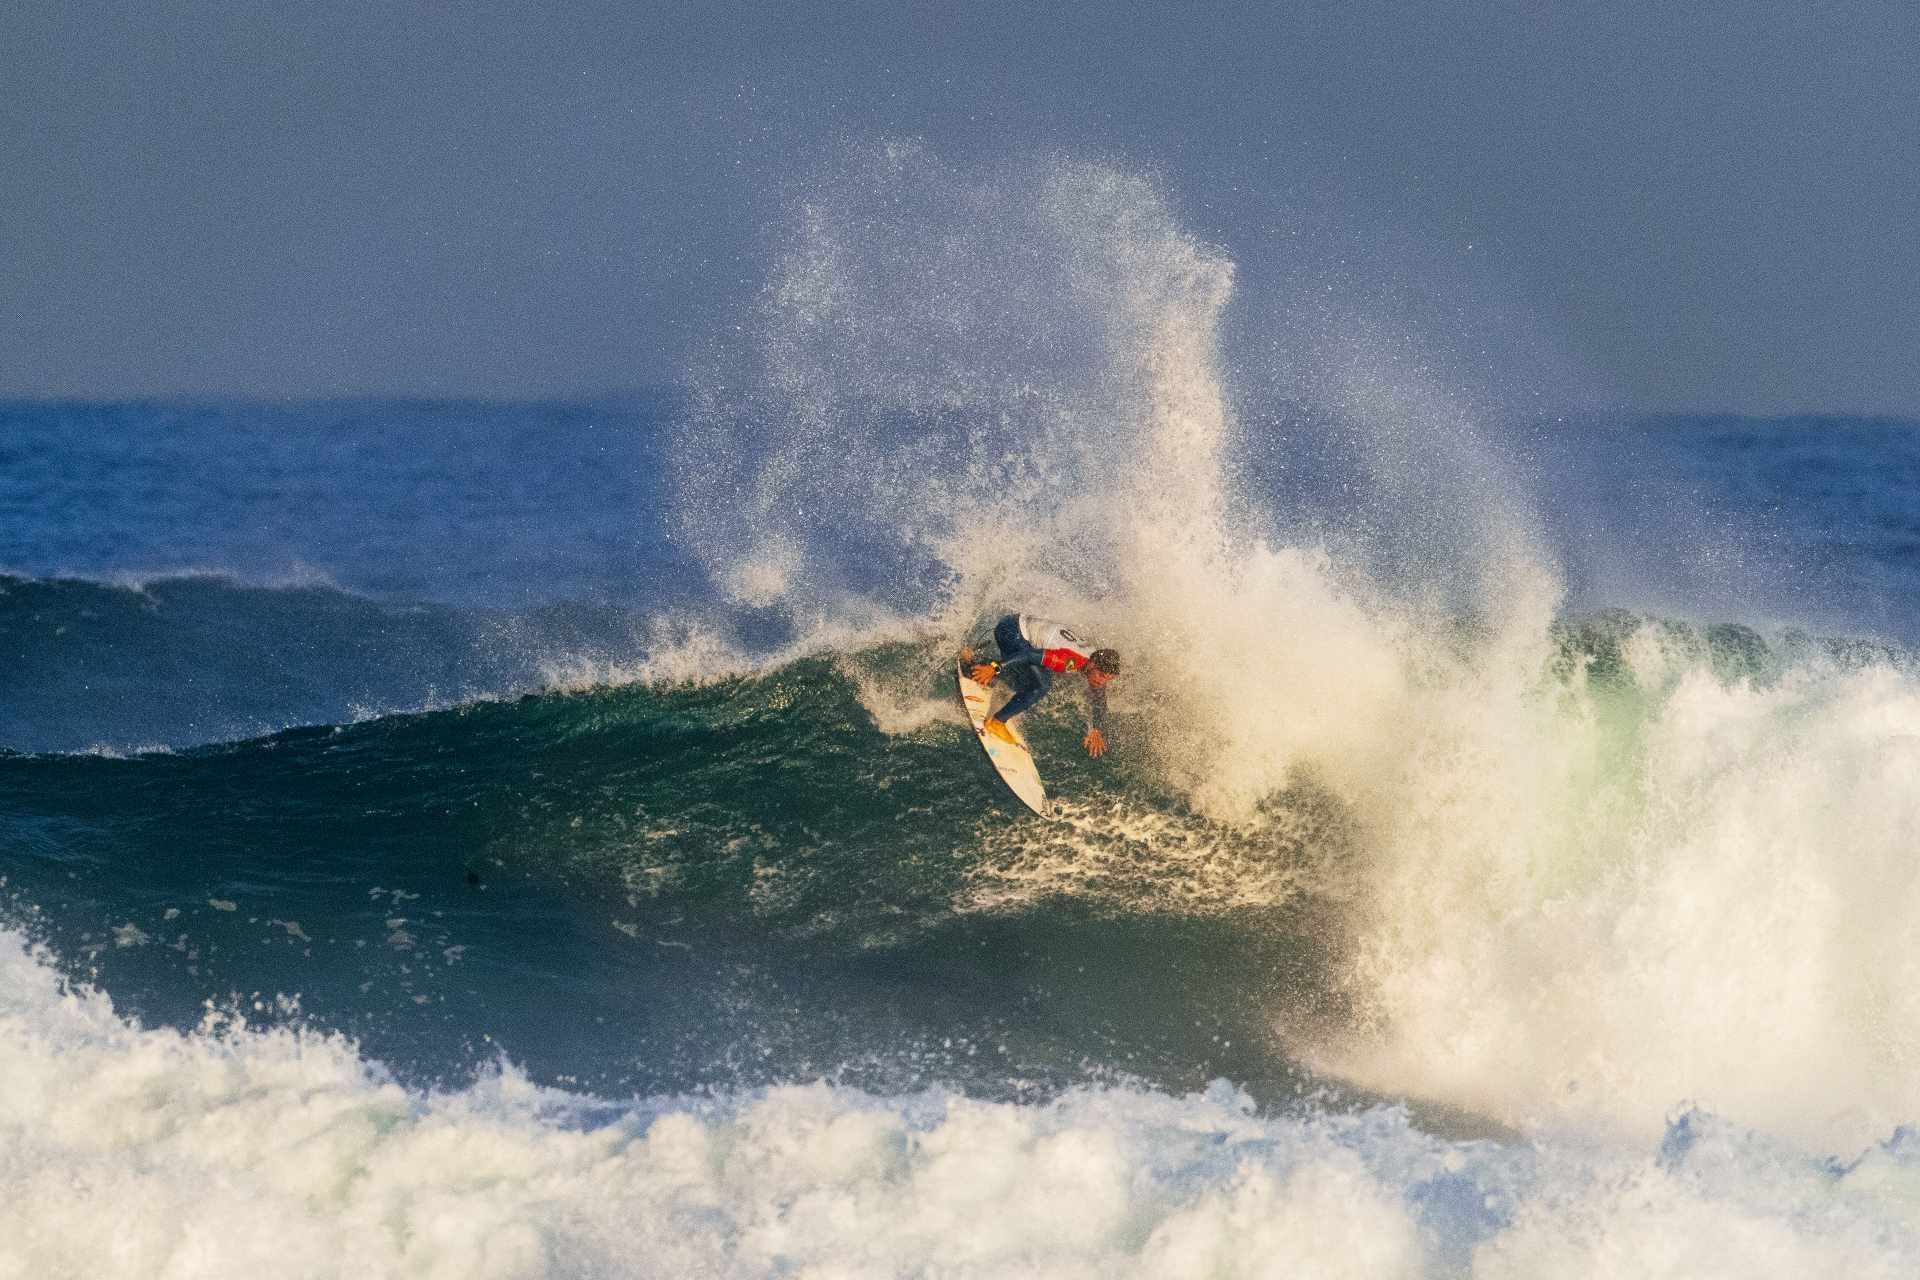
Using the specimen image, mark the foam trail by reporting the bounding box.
[4,926,1919,1278]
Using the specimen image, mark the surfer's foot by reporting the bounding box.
[958,646,975,664]
[984,718,1018,745]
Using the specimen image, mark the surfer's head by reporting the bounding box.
[1086,649,1120,686]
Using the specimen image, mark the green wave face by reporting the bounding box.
[0,644,1355,1111]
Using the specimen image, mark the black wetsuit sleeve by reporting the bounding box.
[1086,682,1108,732]
[995,649,1041,677]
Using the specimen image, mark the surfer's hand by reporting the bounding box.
[1084,727,1106,758]
[970,663,998,685]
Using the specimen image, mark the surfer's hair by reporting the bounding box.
[1089,649,1121,675]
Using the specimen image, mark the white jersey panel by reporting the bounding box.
[1017,615,1097,661]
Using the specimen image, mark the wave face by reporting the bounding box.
[10,145,1920,1273]
[0,650,1347,1105]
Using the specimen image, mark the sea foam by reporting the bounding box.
[4,925,1918,1278]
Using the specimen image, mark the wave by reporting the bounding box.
[3,925,1917,1278]
[0,639,1354,1106]
[0,572,733,754]
[0,638,1345,919]
[10,615,1920,1150]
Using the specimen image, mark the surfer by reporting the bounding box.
[963,615,1120,757]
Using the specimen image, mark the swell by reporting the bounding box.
[0,573,677,754]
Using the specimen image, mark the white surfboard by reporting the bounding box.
[957,661,1049,816]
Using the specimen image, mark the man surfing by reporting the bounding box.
[961,614,1121,757]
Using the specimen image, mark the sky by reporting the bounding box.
[5,0,1917,412]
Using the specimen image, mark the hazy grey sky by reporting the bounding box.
[5,1,1916,411]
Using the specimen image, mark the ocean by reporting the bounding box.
[8,156,1920,1276]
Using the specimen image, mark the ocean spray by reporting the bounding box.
[667,139,1920,1156]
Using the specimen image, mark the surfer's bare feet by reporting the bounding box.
[984,718,1017,745]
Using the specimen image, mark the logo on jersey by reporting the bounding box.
[1019,615,1097,673]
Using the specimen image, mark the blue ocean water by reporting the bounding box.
[8,156,1920,1275]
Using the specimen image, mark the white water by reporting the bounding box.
[1331,642,1920,1153]
[6,925,1919,1279]
[664,140,1920,1160]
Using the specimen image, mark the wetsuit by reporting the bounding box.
[989,614,1108,731]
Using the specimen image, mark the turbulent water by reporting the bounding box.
[9,148,1920,1276]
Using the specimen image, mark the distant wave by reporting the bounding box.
[0,572,669,754]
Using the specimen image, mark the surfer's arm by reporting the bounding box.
[1079,683,1110,756]
[1082,684,1109,758]
[993,649,1041,678]
[973,647,1040,687]
[993,665,1053,721]
[1085,683,1108,733]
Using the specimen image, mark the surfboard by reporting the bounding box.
[956,661,1049,816]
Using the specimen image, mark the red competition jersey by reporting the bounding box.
[1017,615,1098,673]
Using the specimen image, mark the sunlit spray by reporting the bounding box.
[672,138,1920,1155]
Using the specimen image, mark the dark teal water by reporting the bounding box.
[0,649,1341,1104]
